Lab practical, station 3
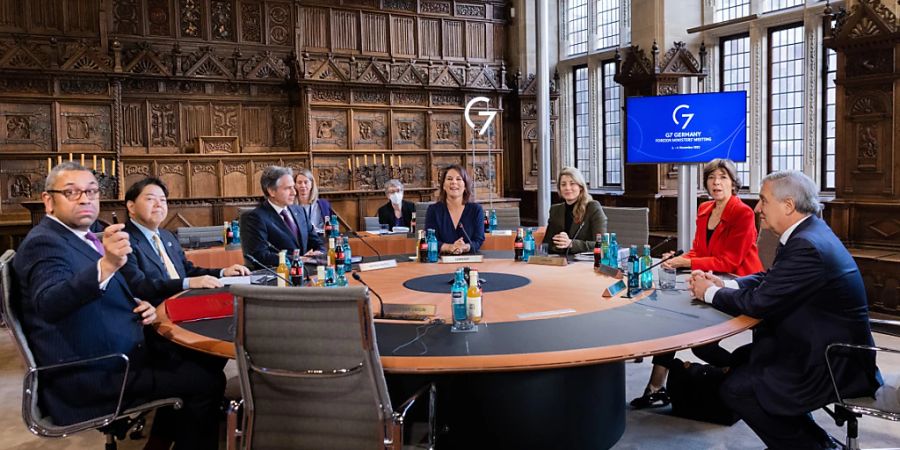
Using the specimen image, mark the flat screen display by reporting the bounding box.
[625,91,747,164]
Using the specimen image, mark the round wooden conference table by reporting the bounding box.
[158,245,757,449]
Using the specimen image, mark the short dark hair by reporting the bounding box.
[702,158,741,195]
[260,166,292,198]
[125,177,169,203]
[437,164,474,204]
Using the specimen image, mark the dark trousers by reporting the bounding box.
[651,341,734,368]
[127,333,226,450]
[718,344,830,450]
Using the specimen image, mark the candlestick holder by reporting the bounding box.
[93,170,118,200]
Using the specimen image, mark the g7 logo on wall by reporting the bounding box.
[464,97,497,136]
[672,104,695,130]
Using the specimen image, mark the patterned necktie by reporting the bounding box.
[85,232,105,256]
[152,234,180,280]
[280,209,299,240]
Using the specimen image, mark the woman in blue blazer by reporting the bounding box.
[294,168,332,234]
[425,164,485,254]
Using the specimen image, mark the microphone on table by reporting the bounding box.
[351,272,385,318]
[352,272,427,321]
[633,249,684,278]
[346,230,383,261]
[620,250,684,299]
[244,252,293,286]
[111,212,119,224]
[564,221,587,260]
[650,235,677,254]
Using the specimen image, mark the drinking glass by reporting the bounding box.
[659,266,677,290]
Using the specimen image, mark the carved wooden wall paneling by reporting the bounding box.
[0,0,510,241]
[823,0,900,315]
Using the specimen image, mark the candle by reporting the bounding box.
[381,153,385,165]
[80,153,85,166]
[47,157,52,175]
[364,154,368,166]
[347,157,351,170]
[390,155,394,167]
[92,155,97,170]
[372,154,377,166]
[355,156,360,168]
[101,157,106,175]
[68,153,73,162]
[111,161,116,177]
[399,155,402,168]
[57,155,62,165]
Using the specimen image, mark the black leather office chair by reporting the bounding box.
[824,319,900,450]
[0,250,182,449]
[228,284,436,450]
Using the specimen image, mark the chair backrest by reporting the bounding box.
[231,285,392,450]
[177,225,225,247]
[1,250,66,437]
[364,216,380,232]
[756,227,780,270]
[493,207,520,230]
[604,206,649,248]
[415,202,434,229]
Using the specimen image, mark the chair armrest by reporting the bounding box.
[825,343,899,405]
[24,353,133,436]
[390,382,437,450]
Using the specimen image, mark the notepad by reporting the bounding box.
[166,292,233,322]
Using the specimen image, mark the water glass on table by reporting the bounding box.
[659,266,677,290]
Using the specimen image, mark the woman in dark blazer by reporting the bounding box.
[631,158,764,409]
[294,168,332,234]
[542,166,607,255]
[377,179,415,230]
[425,164,485,254]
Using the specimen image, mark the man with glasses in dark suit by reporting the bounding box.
[13,162,223,449]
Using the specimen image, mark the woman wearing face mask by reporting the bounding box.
[377,179,415,231]
[294,168,332,234]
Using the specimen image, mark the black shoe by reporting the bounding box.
[629,387,671,409]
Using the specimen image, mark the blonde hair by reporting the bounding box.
[294,168,319,205]
[558,166,592,223]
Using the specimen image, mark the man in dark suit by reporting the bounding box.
[690,170,881,450]
[120,177,249,306]
[13,162,223,449]
[377,179,416,231]
[241,165,323,268]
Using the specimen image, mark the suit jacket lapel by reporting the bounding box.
[126,221,167,274]
[44,217,106,262]
[262,201,299,246]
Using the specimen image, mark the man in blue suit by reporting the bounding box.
[13,162,223,449]
[690,171,881,450]
[241,165,323,268]
[120,177,249,306]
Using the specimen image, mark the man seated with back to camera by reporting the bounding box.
[241,165,324,269]
[120,177,250,306]
[688,170,881,450]
[13,162,223,449]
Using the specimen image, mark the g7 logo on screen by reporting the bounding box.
[672,104,695,130]
[464,97,498,136]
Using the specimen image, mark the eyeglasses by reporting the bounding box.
[47,188,101,201]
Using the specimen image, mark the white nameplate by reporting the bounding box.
[440,255,484,264]
[358,259,398,272]
[490,229,513,236]
[517,309,577,319]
